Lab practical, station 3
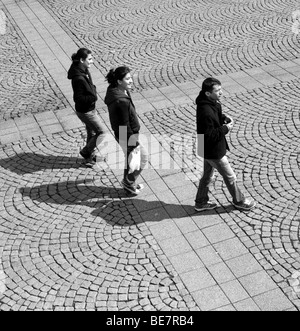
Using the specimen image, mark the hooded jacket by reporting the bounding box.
[104,86,140,147]
[67,62,98,113]
[196,91,230,159]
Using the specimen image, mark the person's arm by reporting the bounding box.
[198,108,229,143]
[115,100,139,148]
[73,79,97,105]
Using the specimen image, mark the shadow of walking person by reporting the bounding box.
[20,179,234,227]
[91,195,234,227]
[20,179,128,209]
[0,153,89,175]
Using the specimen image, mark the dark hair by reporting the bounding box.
[71,48,92,63]
[202,78,222,93]
[106,66,131,87]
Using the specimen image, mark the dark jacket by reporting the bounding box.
[196,91,230,159]
[104,87,140,147]
[67,62,98,113]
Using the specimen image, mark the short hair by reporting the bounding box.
[106,66,131,87]
[202,78,222,93]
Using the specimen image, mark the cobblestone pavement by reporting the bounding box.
[0,0,300,311]
[0,5,69,121]
[40,0,300,90]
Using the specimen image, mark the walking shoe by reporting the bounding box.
[80,150,91,160]
[121,180,140,196]
[233,198,256,211]
[93,154,107,163]
[80,150,99,168]
[195,202,218,212]
[136,184,144,191]
[84,158,96,168]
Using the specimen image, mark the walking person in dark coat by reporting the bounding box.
[68,48,106,167]
[195,77,256,212]
[104,66,148,195]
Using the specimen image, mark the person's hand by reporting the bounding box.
[224,115,233,124]
[226,121,234,132]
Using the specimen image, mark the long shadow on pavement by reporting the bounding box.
[20,179,234,226]
[0,153,85,175]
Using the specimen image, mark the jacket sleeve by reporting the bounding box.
[114,100,139,147]
[72,78,97,105]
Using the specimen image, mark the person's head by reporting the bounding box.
[71,48,93,69]
[106,66,133,90]
[202,78,223,102]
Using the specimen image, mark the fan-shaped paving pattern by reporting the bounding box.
[0,10,68,121]
[141,78,300,308]
[0,129,197,311]
[40,0,300,90]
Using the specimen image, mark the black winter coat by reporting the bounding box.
[67,62,98,113]
[104,87,140,147]
[196,91,230,159]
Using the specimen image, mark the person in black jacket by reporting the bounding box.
[195,78,256,212]
[68,48,105,167]
[104,67,148,195]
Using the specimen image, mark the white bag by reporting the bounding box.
[128,146,141,174]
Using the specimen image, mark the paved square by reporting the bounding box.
[0,0,300,311]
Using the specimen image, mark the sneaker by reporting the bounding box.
[136,184,144,191]
[84,158,96,168]
[80,150,91,159]
[195,202,218,212]
[93,154,107,163]
[121,180,140,196]
[233,198,256,211]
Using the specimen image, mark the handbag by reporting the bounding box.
[128,146,141,174]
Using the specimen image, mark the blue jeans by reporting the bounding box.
[76,110,106,157]
[196,156,245,205]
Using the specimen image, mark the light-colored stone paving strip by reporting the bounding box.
[1,0,299,311]
[2,0,77,106]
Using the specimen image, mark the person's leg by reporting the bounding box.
[81,124,96,158]
[76,110,106,158]
[195,159,215,205]
[119,142,137,194]
[211,156,245,204]
[121,143,148,195]
[127,144,148,184]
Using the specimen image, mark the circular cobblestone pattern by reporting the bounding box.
[0,9,69,121]
[142,77,300,309]
[40,0,300,90]
[0,129,197,311]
